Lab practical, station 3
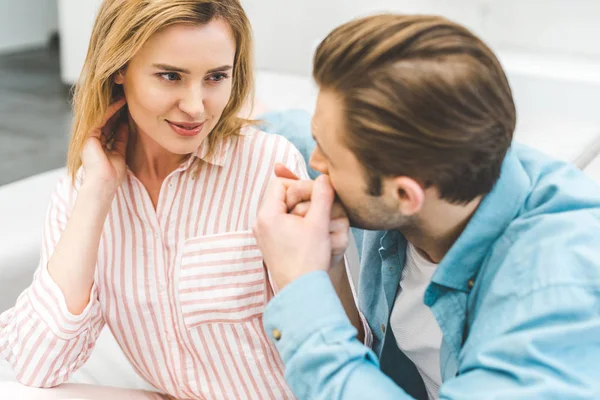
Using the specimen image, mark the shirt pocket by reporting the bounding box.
[178,230,268,329]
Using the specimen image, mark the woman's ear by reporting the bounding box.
[114,70,125,85]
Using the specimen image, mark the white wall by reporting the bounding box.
[57,0,600,84]
[484,0,600,58]
[0,0,58,53]
[244,0,600,76]
[244,0,487,76]
[57,0,103,83]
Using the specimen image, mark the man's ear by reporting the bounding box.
[391,176,425,216]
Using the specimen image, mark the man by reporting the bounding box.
[253,14,600,399]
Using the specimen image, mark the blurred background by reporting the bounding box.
[1,0,600,185]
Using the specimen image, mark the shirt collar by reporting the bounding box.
[182,135,236,170]
[430,147,531,292]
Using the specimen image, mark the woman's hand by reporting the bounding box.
[273,164,350,266]
[81,98,129,194]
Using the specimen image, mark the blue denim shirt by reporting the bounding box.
[263,144,600,399]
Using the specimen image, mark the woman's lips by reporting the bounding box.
[167,120,205,137]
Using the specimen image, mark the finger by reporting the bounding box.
[290,201,310,217]
[274,163,300,180]
[277,177,305,190]
[260,178,289,217]
[330,231,350,255]
[329,218,350,234]
[291,201,346,221]
[330,201,348,220]
[286,180,314,210]
[111,121,129,158]
[98,98,127,130]
[91,100,126,140]
[307,175,334,224]
[98,110,122,140]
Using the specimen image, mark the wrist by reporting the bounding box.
[80,178,118,201]
[76,181,118,218]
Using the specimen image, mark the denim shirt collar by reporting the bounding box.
[427,147,532,296]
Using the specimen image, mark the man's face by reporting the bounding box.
[309,90,412,231]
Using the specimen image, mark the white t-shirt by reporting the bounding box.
[389,243,443,400]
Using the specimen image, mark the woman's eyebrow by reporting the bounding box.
[207,65,233,73]
[152,64,233,74]
[152,63,190,73]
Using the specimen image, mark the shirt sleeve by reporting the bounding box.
[286,145,311,180]
[0,175,105,388]
[263,271,412,400]
[264,272,600,399]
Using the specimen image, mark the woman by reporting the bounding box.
[0,0,362,398]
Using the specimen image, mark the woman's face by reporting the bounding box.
[116,19,236,155]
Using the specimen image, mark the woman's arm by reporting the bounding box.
[47,179,115,314]
[328,258,365,342]
[0,99,128,387]
[0,175,107,387]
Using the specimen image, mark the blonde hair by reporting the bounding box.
[67,0,254,179]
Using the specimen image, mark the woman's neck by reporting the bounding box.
[126,124,188,181]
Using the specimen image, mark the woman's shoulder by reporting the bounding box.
[233,125,309,179]
[238,125,302,160]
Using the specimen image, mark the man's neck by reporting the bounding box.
[400,196,482,264]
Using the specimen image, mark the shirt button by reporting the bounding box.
[272,329,282,341]
[389,267,394,272]
[381,324,386,333]
[467,279,475,290]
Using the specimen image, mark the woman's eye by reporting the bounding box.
[207,73,229,83]
[159,72,181,82]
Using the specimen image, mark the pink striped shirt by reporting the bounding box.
[0,128,308,399]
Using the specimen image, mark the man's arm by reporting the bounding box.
[264,274,600,399]
[263,271,411,400]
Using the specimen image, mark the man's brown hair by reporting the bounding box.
[313,14,516,203]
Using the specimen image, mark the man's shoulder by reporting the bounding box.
[483,209,600,299]
[487,144,600,293]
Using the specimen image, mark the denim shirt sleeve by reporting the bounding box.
[263,271,413,400]
[264,273,600,399]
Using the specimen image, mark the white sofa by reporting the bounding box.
[1,68,599,390]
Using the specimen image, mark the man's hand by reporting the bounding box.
[274,164,350,267]
[260,164,364,341]
[253,172,335,290]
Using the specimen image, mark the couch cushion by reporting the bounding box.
[0,168,66,312]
